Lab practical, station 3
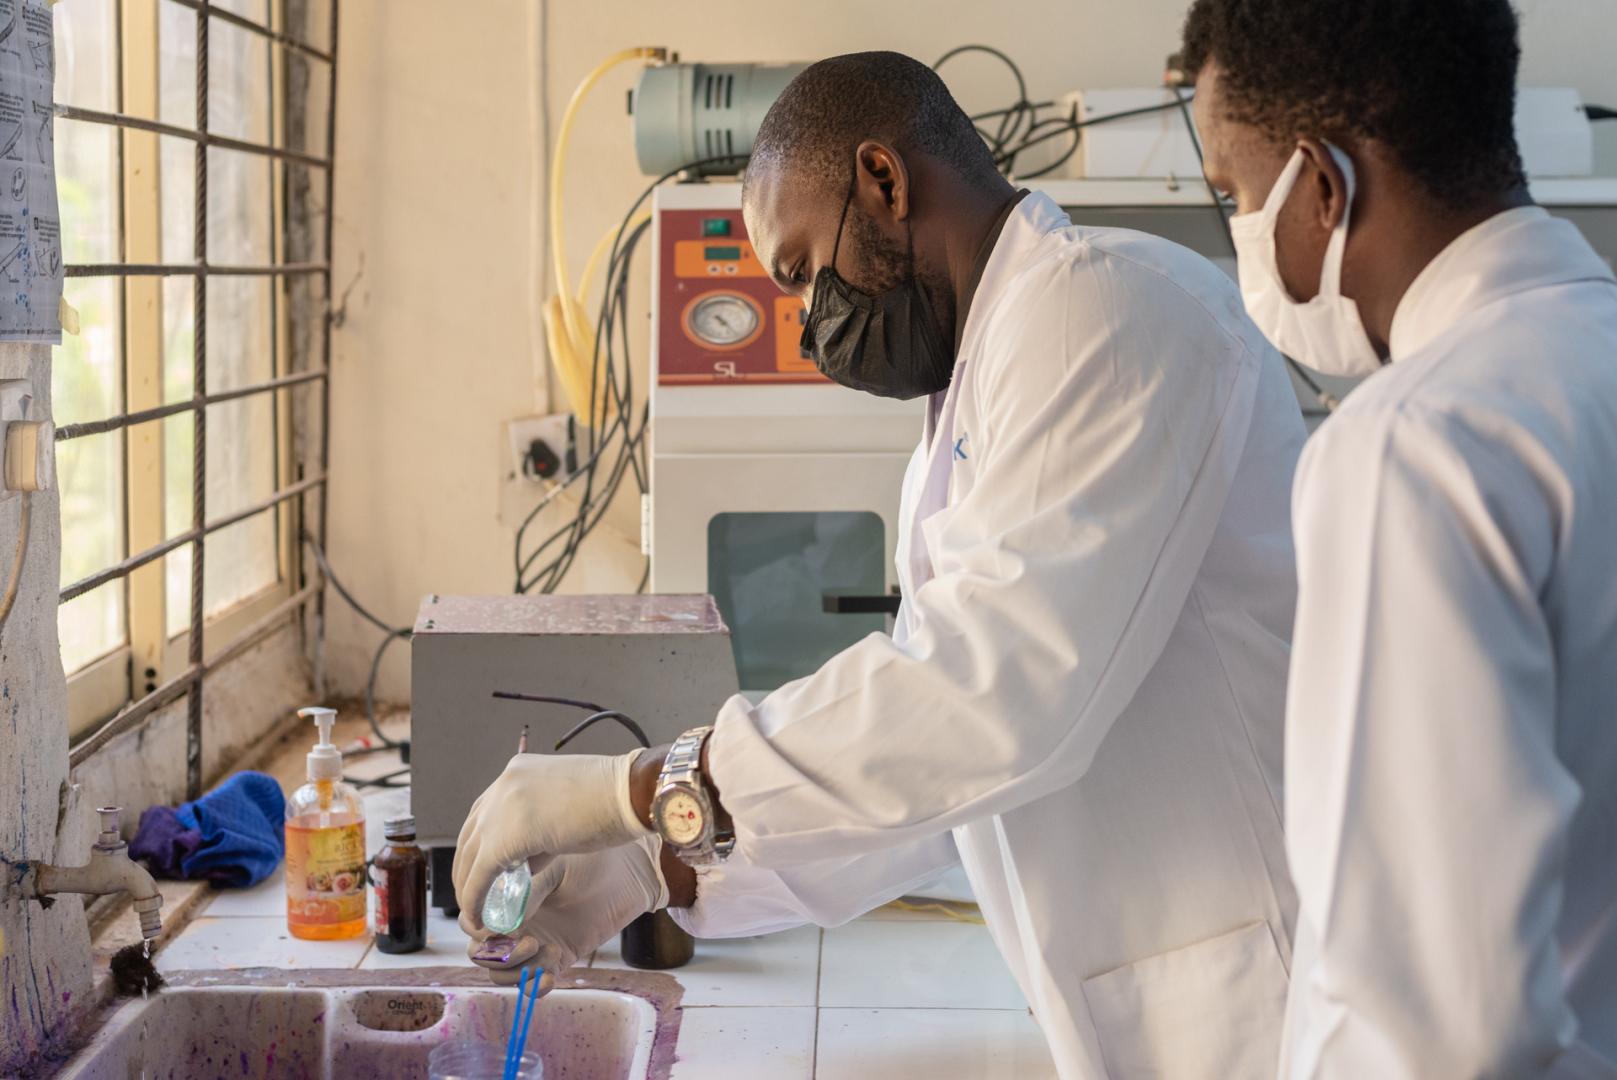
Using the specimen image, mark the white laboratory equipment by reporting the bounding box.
[646,181,923,697]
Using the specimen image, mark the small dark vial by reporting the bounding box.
[620,909,695,969]
[372,816,428,953]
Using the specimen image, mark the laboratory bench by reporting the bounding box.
[132,747,1057,1079]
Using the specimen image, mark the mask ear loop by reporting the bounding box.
[1317,144,1357,298]
[829,166,857,276]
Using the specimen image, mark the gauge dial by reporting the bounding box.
[686,292,761,348]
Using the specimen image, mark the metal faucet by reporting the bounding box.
[19,807,163,940]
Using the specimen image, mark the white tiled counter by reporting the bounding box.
[157,783,1056,1078]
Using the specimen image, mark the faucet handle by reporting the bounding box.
[95,806,123,848]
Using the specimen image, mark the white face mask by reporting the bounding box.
[1229,145,1382,377]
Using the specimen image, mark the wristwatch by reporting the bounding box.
[652,726,735,866]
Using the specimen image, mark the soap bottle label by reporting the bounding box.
[286,821,366,927]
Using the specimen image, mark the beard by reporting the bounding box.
[843,201,958,352]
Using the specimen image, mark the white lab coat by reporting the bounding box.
[669,193,1309,1078]
[1279,207,1617,1079]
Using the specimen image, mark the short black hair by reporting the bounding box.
[1181,0,1527,208]
[745,51,1003,200]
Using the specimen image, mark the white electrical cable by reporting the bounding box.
[0,493,33,639]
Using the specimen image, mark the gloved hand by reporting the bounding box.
[463,834,669,987]
[453,749,650,929]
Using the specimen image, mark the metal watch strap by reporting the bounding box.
[656,726,735,864]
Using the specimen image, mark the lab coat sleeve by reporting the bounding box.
[1280,405,1583,1078]
[709,249,1261,864]
[666,830,959,939]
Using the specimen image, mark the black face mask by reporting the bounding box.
[799,183,953,400]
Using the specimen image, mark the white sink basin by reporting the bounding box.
[58,984,658,1079]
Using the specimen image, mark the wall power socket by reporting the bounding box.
[0,379,52,500]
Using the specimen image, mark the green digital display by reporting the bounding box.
[704,245,742,261]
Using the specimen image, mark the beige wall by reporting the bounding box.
[326,0,1617,701]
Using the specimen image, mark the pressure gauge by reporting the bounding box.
[686,293,761,348]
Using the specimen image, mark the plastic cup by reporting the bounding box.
[427,1038,543,1079]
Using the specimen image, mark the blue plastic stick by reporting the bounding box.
[514,967,543,1072]
[503,968,529,1080]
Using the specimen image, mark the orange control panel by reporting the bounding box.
[657,208,829,386]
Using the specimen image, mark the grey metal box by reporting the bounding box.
[410,594,739,847]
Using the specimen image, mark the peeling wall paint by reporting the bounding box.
[0,364,312,1076]
[0,340,92,1075]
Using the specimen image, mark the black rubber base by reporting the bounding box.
[430,844,459,918]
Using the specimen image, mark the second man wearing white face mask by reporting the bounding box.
[1185,1,1617,1077]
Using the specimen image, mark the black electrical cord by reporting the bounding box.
[304,531,407,639]
[491,692,652,750]
[515,198,661,591]
[512,156,743,595]
[303,531,410,751]
[553,710,651,751]
[1167,85,1336,413]
[1583,104,1617,121]
[536,267,654,592]
[994,99,1184,171]
[933,45,1037,162]
[355,766,412,790]
[518,302,645,589]
[492,691,608,711]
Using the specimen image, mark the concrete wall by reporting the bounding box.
[0,341,92,1073]
[326,0,1617,704]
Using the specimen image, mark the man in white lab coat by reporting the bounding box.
[454,52,1308,1077]
[1182,2,1617,1076]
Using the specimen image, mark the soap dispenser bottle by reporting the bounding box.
[285,706,367,940]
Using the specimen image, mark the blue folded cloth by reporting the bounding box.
[130,771,286,888]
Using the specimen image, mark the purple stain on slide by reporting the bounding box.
[60,992,70,1003]
[239,1049,249,1073]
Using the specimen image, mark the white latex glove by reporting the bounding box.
[453,749,650,929]
[463,834,669,987]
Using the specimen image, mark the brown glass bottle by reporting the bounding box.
[372,816,427,953]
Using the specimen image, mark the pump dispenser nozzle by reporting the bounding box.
[299,706,342,781]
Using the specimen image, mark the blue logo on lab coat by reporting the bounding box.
[953,435,969,461]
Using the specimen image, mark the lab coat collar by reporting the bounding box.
[924,191,1073,448]
[1388,205,1616,359]
[960,191,1073,358]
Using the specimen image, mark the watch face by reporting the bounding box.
[659,789,706,847]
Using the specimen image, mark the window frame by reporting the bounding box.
[56,0,336,794]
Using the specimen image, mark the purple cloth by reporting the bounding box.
[129,805,202,878]
[130,771,286,888]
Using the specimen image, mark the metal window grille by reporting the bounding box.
[56,0,339,796]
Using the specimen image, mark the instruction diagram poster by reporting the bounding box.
[0,0,59,343]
